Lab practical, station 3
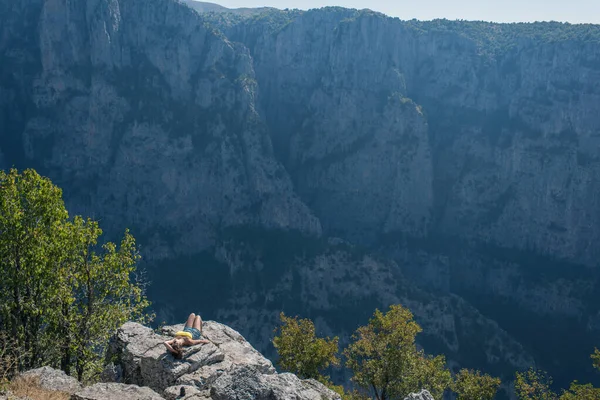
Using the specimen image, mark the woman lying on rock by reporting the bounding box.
[164,313,210,359]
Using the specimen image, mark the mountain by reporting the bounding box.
[1,0,599,393]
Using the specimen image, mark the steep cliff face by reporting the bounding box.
[0,0,320,259]
[412,29,600,268]
[216,12,600,383]
[228,10,600,265]
[230,10,434,240]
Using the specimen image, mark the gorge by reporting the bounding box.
[1,0,600,394]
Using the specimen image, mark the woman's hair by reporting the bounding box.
[171,341,184,359]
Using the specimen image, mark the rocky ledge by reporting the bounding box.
[2,321,434,400]
[103,320,341,399]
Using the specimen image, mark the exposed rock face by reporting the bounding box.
[19,366,82,394]
[10,367,161,400]
[107,321,340,400]
[163,384,209,400]
[0,0,320,261]
[213,241,535,374]
[404,389,435,400]
[210,366,336,400]
[73,383,164,400]
[215,11,600,384]
[228,10,600,264]
[231,10,434,240]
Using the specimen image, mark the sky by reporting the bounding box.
[209,0,600,23]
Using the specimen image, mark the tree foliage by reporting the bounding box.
[451,368,501,400]
[0,169,151,381]
[273,312,339,381]
[515,368,558,400]
[515,349,600,400]
[558,349,600,400]
[559,382,600,400]
[344,304,450,400]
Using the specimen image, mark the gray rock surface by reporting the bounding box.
[229,10,600,265]
[107,322,225,392]
[72,383,164,400]
[19,366,82,394]
[162,322,275,375]
[210,365,337,400]
[108,321,340,400]
[163,384,210,400]
[404,389,434,400]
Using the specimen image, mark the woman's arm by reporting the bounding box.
[164,340,176,353]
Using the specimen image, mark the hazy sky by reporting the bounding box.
[210,0,600,23]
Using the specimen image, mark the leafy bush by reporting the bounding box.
[451,369,501,400]
[273,312,339,381]
[344,305,451,400]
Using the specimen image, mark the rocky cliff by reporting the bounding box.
[0,0,320,260]
[1,0,600,391]
[0,321,341,399]
[104,321,340,399]
[225,10,600,265]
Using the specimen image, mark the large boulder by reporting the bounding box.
[210,365,340,400]
[18,366,82,395]
[72,383,164,400]
[108,321,340,400]
[404,389,435,400]
[162,323,275,375]
[107,322,225,392]
[163,384,210,400]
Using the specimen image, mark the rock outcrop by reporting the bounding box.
[19,366,82,394]
[6,364,437,400]
[5,320,340,399]
[73,383,164,400]
[106,321,340,400]
[404,389,435,400]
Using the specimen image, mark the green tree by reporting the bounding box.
[344,304,451,400]
[451,369,501,400]
[559,382,600,400]
[515,369,558,400]
[410,353,452,399]
[0,169,151,381]
[57,217,150,381]
[0,169,68,370]
[273,312,339,382]
[558,349,600,400]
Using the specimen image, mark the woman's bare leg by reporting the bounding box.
[185,313,196,328]
[193,315,202,331]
